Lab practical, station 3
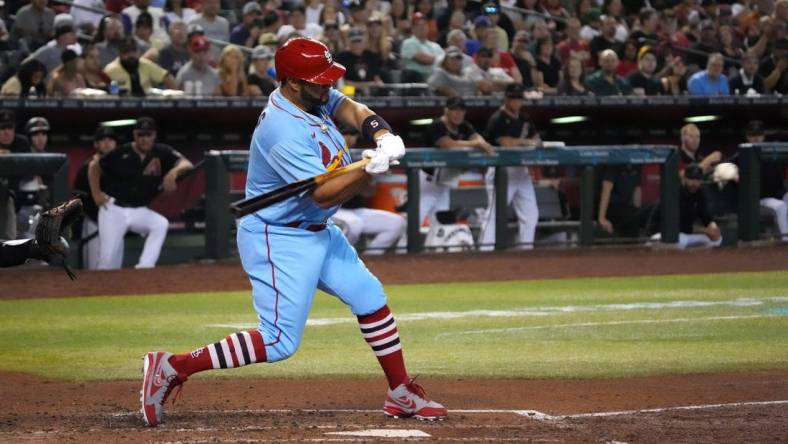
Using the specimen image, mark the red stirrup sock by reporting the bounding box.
[169,330,267,377]
[358,305,409,390]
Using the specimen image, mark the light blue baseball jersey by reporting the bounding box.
[244,87,352,225]
[237,86,386,363]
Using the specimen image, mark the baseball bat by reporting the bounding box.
[230,157,370,217]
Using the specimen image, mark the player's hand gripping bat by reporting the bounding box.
[230,158,371,217]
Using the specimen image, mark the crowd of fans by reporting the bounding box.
[0,0,785,98]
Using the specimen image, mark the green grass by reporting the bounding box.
[1,271,787,381]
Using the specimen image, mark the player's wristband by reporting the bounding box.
[361,115,393,142]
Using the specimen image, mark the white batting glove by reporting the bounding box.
[375,133,405,165]
[362,149,390,175]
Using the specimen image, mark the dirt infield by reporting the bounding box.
[1,246,787,442]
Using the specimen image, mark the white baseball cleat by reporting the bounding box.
[383,378,447,421]
[140,351,187,427]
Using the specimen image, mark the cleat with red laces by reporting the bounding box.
[140,351,187,427]
[383,378,447,421]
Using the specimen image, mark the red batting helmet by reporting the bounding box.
[275,37,346,85]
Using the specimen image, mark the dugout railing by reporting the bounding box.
[203,145,680,257]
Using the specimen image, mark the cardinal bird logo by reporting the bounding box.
[319,141,331,166]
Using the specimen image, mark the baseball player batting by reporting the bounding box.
[141,37,447,426]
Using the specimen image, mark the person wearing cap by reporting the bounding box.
[158,20,190,76]
[465,47,515,94]
[587,49,632,95]
[478,83,541,250]
[13,116,53,236]
[73,125,118,269]
[399,12,445,82]
[760,37,788,94]
[25,22,78,74]
[87,117,193,269]
[627,45,661,96]
[744,121,788,242]
[230,1,263,47]
[675,163,722,249]
[175,34,220,95]
[335,27,383,92]
[0,110,33,240]
[481,2,511,53]
[104,37,177,96]
[427,46,478,97]
[10,0,56,52]
[467,14,492,57]
[24,117,49,153]
[188,0,230,60]
[729,49,765,95]
[121,0,168,47]
[46,49,87,96]
[138,37,447,428]
[688,52,729,96]
[247,45,276,96]
[421,96,495,227]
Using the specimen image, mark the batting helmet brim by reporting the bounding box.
[303,62,346,85]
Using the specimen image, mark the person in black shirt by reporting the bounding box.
[746,121,788,242]
[729,50,765,95]
[420,96,495,226]
[74,126,118,269]
[479,83,541,250]
[679,124,721,173]
[0,110,32,240]
[677,163,722,248]
[627,46,662,96]
[597,164,655,238]
[760,37,788,94]
[88,117,193,269]
[247,45,276,96]
[335,28,383,94]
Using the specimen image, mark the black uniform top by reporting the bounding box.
[74,158,101,221]
[99,143,183,207]
[335,50,382,82]
[485,108,536,144]
[760,160,786,200]
[679,148,698,168]
[602,164,641,209]
[679,186,713,234]
[428,118,477,145]
[627,70,662,95]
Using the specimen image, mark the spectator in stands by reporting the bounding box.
[122,0,168,46]
[320,21,343,54]
[479,83,541,251]
[88,117,193,269]
[336,28,383,93]
[589,15,621,67]
[557,17,591,67]
[730,50,765,95]
[533,37,561,94]
[79,43,112,91]
[399,12,444,82]
[662,163,722,249]
[278,5,322,41]
[437,0,468,33]
[215,45,251,96]
[511,30,536,89]
[480,28,522,84]
[72,0,106,35]
[627,46,661,96]
[11,0,55,52]
[428,46,478,97]
[176,35,220,96]
[745,120,788,242]
[679,123,721,173]
[445,29,474,69]
[74,126,118,269]
[579,8,602,42]
[189,0,230,59]
[331,127,406,255]
[0,110,32,240]
[465,47,515,93]
[47,49,86,96]
[659,55,688,95]
[761,37,788,94]
[104,37,177,96]
[718,24,743,76]
[230,2,263,48]
[132,12,156,54]
[586,49,632,95]
[557,57,590,95]
[687,21,720,71]
[437,8,467,48]
[420,96,495,227]
[413,0,439,41]
[616,39,639,77]
[164,0,198,26]
[630,7,659,51]
[601,0,628,42]
[527,18,551,55]
[26,23,77,74]
[247,45,276,96]
[481,2,510,52]
[366,12,395,72]
[688,53,730,96]
[158,20,190,76]
[305,0,324,25]
[318,3,345,30]
[96,15,126,68]
[1,59,46,97]
[389,0,411,38]
[597,163,655,238]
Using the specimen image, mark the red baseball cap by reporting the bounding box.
[411,12,427,25]
[190,35,211,52]
[274,37,346,85]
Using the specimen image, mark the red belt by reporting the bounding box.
[285,221,327,232]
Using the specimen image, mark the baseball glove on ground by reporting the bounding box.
[35,198,83,280]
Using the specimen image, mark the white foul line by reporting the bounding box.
[436,314,782,338]
[553,399,788,420]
